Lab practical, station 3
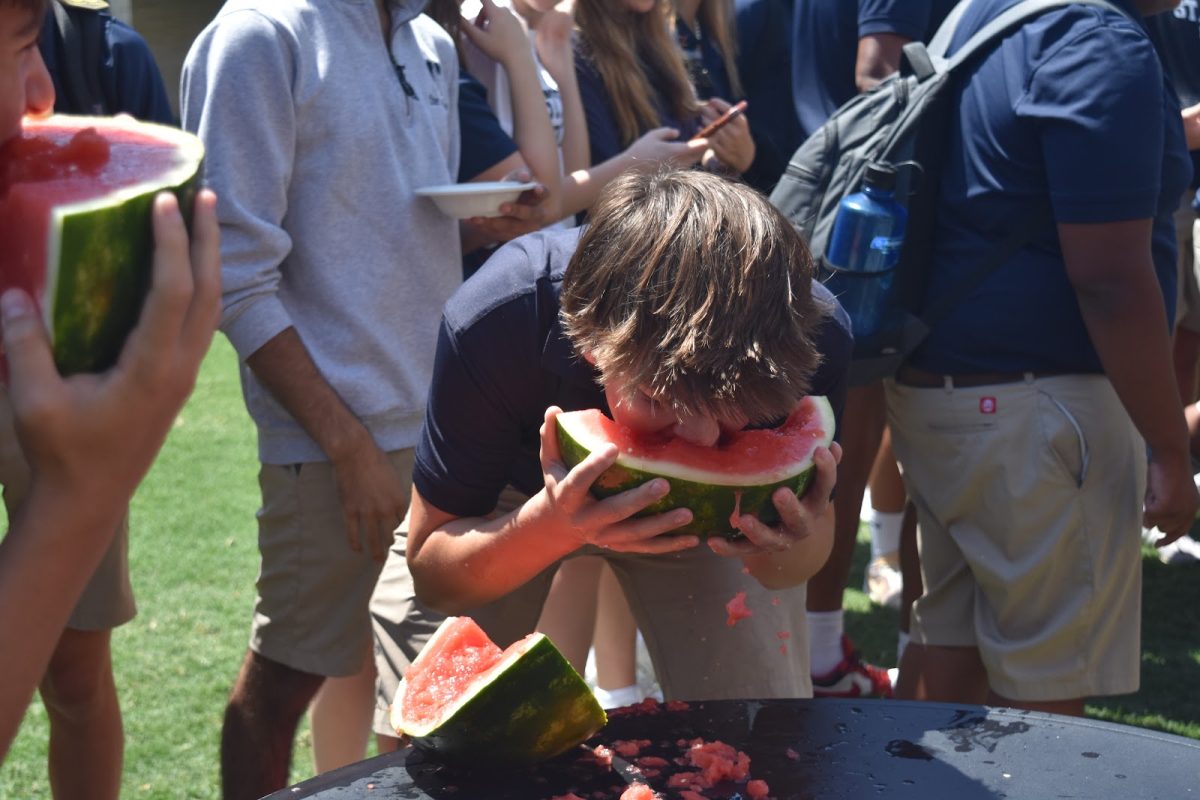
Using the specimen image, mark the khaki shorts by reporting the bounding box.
[0,391,133,631]
[251,449,414,677]
[886,374,1144,701]
[1174,193,1200,333]
[370,488,812,738]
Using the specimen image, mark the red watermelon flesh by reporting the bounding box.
[0,115,203,374]
[399,617,507,727]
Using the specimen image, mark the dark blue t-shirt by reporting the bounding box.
[736,0,802,193]
[413,227,853,518]
[1145,7,1200,198]
[40,5,174,124]
[791,0,955,138]
[457,71,519,182]
[912,0,1192,375]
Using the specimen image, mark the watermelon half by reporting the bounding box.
[556,395,836,538]
[390,616,607,767]
[0,114,204,374]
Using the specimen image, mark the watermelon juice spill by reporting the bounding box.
[0,115,203,374]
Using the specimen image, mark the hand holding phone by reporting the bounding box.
[691,100,748,142]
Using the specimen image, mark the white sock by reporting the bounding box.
[593,684,641,709]
[807,610,845,676]
[869,510,904,559]
[897,631,910,665]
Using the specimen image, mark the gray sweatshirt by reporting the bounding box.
[182,0,461,464]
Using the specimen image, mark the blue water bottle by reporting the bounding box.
[824,162,908,340]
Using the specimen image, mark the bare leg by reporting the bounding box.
[895,643,988,704]
[1173,327,1200,406]
[535,556,603,674]
[868,427,906,514]
[221,650,324,800]
[375,733,406,754]
[593,563,638,693]
[309,647,374,772]
[41,628,122,800]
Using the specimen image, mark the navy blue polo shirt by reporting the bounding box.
[911,0,1192,375]
[413,227,853,518]
[791,0,955,138]
[736,0,802,193]
[40,5,174,124]
[457,71,519,182]
[575,51,698,165]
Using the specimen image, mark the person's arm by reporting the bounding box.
[1182,101,1200,151]
[460,0,561,217]
[854,32,909,92]
[1060,220,1198,541]
[0,190,220,759]
[182,12,406,560]
[698,96,755,174]
[533,7,588,174]
[408,407,699,612]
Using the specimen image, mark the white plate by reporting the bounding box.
[415,181,537,219]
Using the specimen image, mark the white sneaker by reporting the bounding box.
[864,552,903,608]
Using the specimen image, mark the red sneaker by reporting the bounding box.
[812,635,894,698]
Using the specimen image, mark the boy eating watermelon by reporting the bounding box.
[370,169,852,748]
[0,0,220,761]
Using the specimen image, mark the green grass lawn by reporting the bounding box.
[1,338,1197,797]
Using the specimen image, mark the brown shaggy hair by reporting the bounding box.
[561,170,826,425]
[574,0,699,148]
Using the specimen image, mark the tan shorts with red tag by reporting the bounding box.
[369,487,813,738]
[0,390,134,631]
[250,449,414,677]
[886,373,1144,701]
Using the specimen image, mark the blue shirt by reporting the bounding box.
[1145,7,1200,198]
[575,50,698,165]
[791,0,955,138]
[412,227,853,518]
[912,0,1192,375]
[457,71,518,182]
[40,4,174,124]
[736,0,802,193]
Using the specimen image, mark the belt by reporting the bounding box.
[895,365,1064,389]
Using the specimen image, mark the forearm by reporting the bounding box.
[742,506,834,590]
[245,327,373,461]
[559,151,645,219]
[503,57,562,217]
[1076,277,1189,459]
[555,68,589,174]
[410,493,580,613]
[0,488,125,757]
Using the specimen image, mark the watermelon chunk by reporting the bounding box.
[0,115,204,374]
[390,617,607,766]
[555,396,835,538]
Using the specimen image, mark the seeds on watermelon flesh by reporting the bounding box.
[0,115,204,375]
[555,396,835,539]
[391,616,607,767]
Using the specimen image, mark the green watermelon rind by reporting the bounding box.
[556,396,836,539]
[392,630,607,767]
[41,116,204,375]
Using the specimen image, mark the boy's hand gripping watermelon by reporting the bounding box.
[0,115,204,374]
[390,616,607,766]
[555,396,835,539]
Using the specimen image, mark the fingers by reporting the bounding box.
[1,288,62,402]
[576,477,672,528]
[539,406,566,477]
[804,446,838,510]
[343,509,363,555]
[181,188,221,362]
[122,192,194,381]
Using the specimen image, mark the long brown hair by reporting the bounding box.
[425,0,468,67]
[677,0,743,99]
[574,0,699,148]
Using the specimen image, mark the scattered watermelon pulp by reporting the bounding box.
[0,115,204,374]
[390,616,607,767]
[555,396,835,538]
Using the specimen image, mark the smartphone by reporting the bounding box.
[690,100,748,141]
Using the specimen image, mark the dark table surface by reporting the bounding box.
[266,698,1200,799]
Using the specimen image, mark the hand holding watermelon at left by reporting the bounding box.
[708,441,841,590]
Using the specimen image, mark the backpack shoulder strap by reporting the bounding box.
[49,1,109,115]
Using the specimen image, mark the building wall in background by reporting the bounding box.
[122,1,224,116]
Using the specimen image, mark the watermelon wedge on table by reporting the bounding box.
[390,616,607,766]
[556,395,835,538]
[0,115,203,374]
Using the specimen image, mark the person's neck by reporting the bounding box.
[377,0,390,40]
[676,0,701,31]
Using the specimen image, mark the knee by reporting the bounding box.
[227,651,324,725]
[41,631,116,718]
